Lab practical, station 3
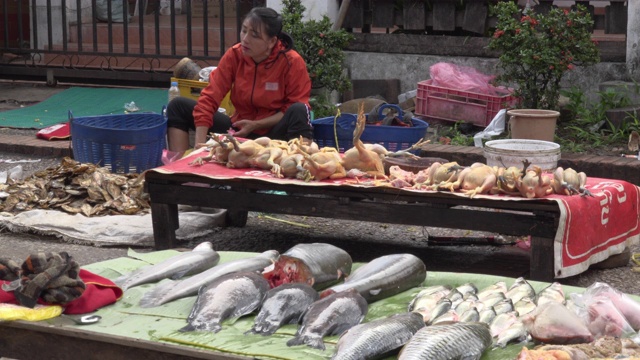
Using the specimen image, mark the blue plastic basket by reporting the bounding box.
[311,104,429,152]
[70,110,167,174]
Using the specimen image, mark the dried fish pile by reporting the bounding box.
[0,157,149,216]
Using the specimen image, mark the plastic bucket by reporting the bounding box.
[508,109,559,142]
[484,139,560,172]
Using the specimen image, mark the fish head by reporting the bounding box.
[262,255,313,289]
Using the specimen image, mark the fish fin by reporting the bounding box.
[179,323,196,332]
[139,280,176,308]
[286,335,325,350]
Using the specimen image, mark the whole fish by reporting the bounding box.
[263,243,352,290]
[139,250,279,308]
[408,285,451,312]
[494,319,528,348]
[331,312,425,360]
[246,282,319,336]
[535,282,566,306]
[456,282,478,297]
[399,322,493,360]
[477,281,507,301]
[426,298,452,325]
[114,241,219,291]
[287,288,368,350]
[320,253,426,303]
[489,311,519,337]
[505,277,536,304]
[514,296,537,316]
[478,307,497,324]
[460,307,480,323]
[180,271,270,333]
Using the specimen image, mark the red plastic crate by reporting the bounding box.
[415,79,518,127]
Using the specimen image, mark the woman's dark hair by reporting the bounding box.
[244,7,294,51]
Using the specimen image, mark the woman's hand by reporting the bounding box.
[231,119,258,138]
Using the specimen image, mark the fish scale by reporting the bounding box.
[331,312,425,360]
[399,322,493,360]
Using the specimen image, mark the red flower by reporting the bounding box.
[319,33,325,38]
[549,65,555,70]
[318,49,325,56]
[567,64,575,70]
[493,30,505,39]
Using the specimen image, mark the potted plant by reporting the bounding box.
[281,0,354,118]
[488,2,600,111]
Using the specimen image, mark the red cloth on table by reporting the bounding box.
[0,269,122,314]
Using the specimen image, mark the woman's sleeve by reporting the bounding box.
[282,54,311,113]
[193,50,236,128]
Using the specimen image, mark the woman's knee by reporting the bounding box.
[286,102,310,118]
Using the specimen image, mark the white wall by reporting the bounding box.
[267,0,339,22]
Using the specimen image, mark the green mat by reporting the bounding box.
[0,87,168,129]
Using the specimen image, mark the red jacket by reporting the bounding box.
[193,41,311,135]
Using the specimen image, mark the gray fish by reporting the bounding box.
[505,277,536,304]
[514,296,537,316]
[426,298,452,325]
[492,298,515,315]
[460,307,480,323]
[399,322,493,360]
[180,271,270,333]
[535,282,566,306]
[263,243,352,290]
[287,288,368,351]
[478,307,497,324]
[482,291,507,308]
[114,241,219,291]
[494,319,528,348]
[320,253,426,303]
[246,282,319,336]
[489,311,519,337]
[408,285,451,312]
[455,298,481,314]
[477,281,507,301]
[456,282,478,296]
[139,250,279,308]
[431,309,459,325]
[331,312,425,360]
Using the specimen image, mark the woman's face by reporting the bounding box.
[240,19,277,63]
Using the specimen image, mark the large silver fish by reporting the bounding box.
[114,241,219,291]
[398,322,493,360]
[139,250,279,308]
[246,282,319,336]
[331,312,425,360]
[179,271,270,333]
[287,288,368,351]
[263,243,352,290]
[320,253,426,303]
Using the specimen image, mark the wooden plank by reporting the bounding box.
[529,236,556,282]
[150,201,179,250]
[605,2,627,34]
[342,0,364,29]
[432,1,456,32]
[462,2,488,34]
[403,0,426,30]
[371,0,395,28]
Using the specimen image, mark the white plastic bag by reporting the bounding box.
[473,109,506,147]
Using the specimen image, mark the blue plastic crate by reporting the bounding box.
[70,110,167,174]
[311,104,429,152]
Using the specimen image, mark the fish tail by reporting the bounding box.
[179,324,195,332]
[287,335,325,350]
[139,281,175,308]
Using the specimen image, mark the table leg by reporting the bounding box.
[151,202,179,250]
[529,236,555,282]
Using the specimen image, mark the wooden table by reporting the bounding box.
[145,171,561,282]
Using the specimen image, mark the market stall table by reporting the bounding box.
[145,149,640,282]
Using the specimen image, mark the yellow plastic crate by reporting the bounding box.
[171,77,234,115]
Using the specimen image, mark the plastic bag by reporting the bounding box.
[474,109,506,147]
[0,303,63,321]
[429,62,496,95]
[199,66,217,82]
[570,282,640,336]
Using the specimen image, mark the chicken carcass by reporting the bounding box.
[494,166,523,195]
[297,147,346,181]
[427,161,465,189]
[442,162,498,198]
[250,146,285,174]
[189,133,234,166]
[225,134,264,169]
[277,152,306,179]
[516,165,553,198]
[552,167,593,197]
[341,103,387,178]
